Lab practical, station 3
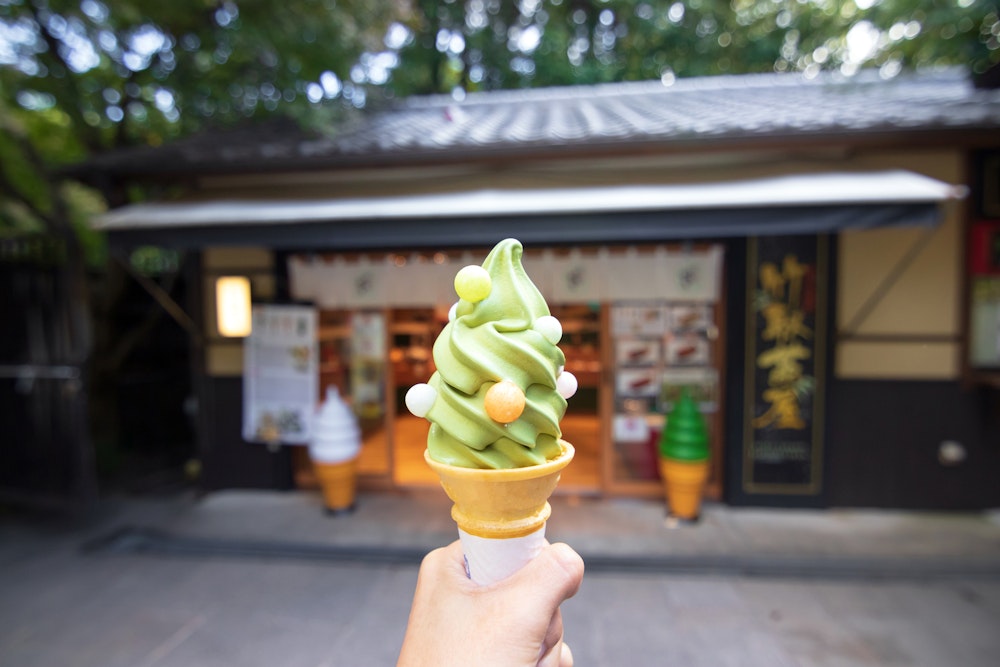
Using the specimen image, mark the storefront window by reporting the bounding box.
[290,243,724,498]
[608,301,722,494]
[391,307,445,486]
[550,304,602,492]
[313,309,391,478]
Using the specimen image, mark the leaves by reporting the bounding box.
[389,0,999,93]
[0,0,996,240]
[0,0,405,242]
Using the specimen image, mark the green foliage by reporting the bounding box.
[0,0,996,244]
[390,0,999,94]
[0,0,403,244]
[65,180,108,266]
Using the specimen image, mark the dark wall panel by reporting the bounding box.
[198,376,294,491]
[827,380,1000,509]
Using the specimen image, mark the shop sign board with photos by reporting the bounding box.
[741,235,828,501]
[610,301,720,484]
[243,304,318,445]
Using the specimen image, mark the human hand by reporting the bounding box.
[398,539,585,667]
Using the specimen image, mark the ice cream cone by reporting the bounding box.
[424,441,574,584]
[659,458,709,521]
[313,456,358,514]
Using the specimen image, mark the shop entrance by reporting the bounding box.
[547,304,602,492]
[293,243,724,499]
[390,306,442,487]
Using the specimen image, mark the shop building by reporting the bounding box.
[85,68,1000,509]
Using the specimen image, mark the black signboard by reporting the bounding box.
[742,235,828,496]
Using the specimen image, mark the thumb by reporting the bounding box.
[501,542,584,616]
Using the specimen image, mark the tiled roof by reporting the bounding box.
[346,68,1000,149]
[82,68,1000,179]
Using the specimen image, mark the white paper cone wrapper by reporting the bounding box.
[458,525,546,586]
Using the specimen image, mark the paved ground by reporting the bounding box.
[2,490,999,666]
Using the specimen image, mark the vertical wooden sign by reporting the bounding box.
[743,235,828,497]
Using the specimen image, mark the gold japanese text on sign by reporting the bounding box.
[743,236,827,496]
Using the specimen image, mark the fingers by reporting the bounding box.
[403,541,583,667]
[419,541,473,588]
[537,637,575,667]
[537,639,564,667]
[535,609,565,667]
[492,541,583,665]
[513,542,584,612]
[537,641,575,667]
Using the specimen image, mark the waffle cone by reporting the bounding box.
[313,457,358,512]
[424,441,574,539]
[659,458,709,520]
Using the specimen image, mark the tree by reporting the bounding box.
[1,0,404,235]
[0,0,406,486]
[3,1,996,241]
[390,0,999,95]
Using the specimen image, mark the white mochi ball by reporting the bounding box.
[534,315,562,345]
[556,371,578,400]
[405,383,437,418]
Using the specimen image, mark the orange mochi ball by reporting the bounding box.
[484,380,526,424]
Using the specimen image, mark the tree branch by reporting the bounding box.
[0,113,77,241]
[0,160,63,234]
[27,0,104,154]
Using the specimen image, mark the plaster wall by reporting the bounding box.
[836,151,964,379]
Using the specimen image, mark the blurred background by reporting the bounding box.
[2,1,999,665]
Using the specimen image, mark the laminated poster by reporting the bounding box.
[351,311,386,420]
[243,305,318,445]
[969,276,1000,368]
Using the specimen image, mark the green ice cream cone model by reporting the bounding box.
[404,238,577,585]
[659,387,710,521]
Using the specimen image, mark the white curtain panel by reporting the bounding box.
[652,245,723,302]
[288,244,722,309]
[551,247,607,304]
[315,256,349,308]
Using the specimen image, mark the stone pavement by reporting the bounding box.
[83,488,1000,579]
[2,490,999,666]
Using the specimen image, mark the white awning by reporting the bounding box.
[95,170,965,248]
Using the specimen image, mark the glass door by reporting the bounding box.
[550,303,602,493]
[390,307,445,487]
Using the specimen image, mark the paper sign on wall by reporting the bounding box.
[242,305,318,445]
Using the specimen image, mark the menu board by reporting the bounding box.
[243,305,318,444]
[610,302,719,481]
[743,236,827,496]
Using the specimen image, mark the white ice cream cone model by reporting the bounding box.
[308,386,361,515]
